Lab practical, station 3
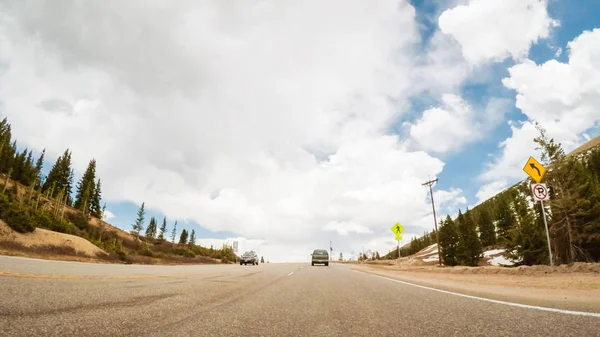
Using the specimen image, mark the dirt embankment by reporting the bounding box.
[0,220,106,258]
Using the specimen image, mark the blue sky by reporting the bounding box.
[409,0,600,210]
[2,0,600,261]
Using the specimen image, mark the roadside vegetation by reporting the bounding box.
[0,117,237,264]
[385,123,600,267]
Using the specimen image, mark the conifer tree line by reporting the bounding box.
[0,117,121,255]
[0,117,103,219]
[0,116,237,263]
[128,201,237,262]
[131,202,199,245]
[435,123,600,266]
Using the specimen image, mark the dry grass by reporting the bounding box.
[0,240,82,257]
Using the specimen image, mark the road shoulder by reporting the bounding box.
[351,264,600,313]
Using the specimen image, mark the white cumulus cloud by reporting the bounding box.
[406,94,510,153]
[439,0,558,65]
[478,28,600,201]
[0,0,470,261]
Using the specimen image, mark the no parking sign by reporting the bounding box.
[531,183,550,201]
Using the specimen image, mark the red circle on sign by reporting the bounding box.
[533,184,547,199]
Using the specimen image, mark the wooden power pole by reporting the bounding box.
[422,178,442,266]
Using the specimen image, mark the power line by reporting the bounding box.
[422,178,442,266]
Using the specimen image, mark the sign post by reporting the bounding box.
[531,183,553,266]
[523,156,553,265]
[391,223,404,258]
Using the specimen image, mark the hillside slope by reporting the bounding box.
[389,243,514,267]
[0,172,236,265]
[566,134,600,157]
[0,220,106,258]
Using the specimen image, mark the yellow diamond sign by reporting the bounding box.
[523,156,547,183]
[391,223,404,235]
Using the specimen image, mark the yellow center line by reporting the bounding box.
[0,271,195,279]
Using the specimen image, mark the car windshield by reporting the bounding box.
[243,252,253,257]
[314,250,327,255]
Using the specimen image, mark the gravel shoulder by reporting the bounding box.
[353,264,600,313]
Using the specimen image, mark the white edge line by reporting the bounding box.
[353,270,600,318]
[288,272,294,276]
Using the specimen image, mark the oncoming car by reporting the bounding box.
[311,249,329,266]
[240,251,259,265]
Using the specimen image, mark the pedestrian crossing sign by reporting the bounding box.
[391,223,404,235]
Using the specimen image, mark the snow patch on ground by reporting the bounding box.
[488,255,516,266]
[483,249,505,257]
[416,244,438,257]
[422,255,440,263]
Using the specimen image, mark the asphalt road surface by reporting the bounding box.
[1,256,599,337]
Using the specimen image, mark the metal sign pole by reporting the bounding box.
[540,200,553,266]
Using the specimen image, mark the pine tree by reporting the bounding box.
[456,208,482,266]
[188,229,196,246]
[22,150,35,185]
[261,256,265,263]
[478,206,497,247]
[145,217,157,239]
[65,168,75,206]
[12,148,27,183]
[580,151,600,261]
[179,229,188,244]
[588,147,600,180]
[150,218,157,238]
[505,193,548,265]
[171,221,177,243]
[158,217,167,241]
[90,179,102,218]
[131,202,145,238]
[74,159,97,211]
[496,195,516,243]
[11,148,34,185]
[34,149,45,190]
[533,121,565,166]
[0,125,15,174]
[42,149,74,204]
[439,215,460,266]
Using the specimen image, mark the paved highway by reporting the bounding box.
[1,256,599,336]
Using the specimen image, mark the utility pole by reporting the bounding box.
[422,178,442,266]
